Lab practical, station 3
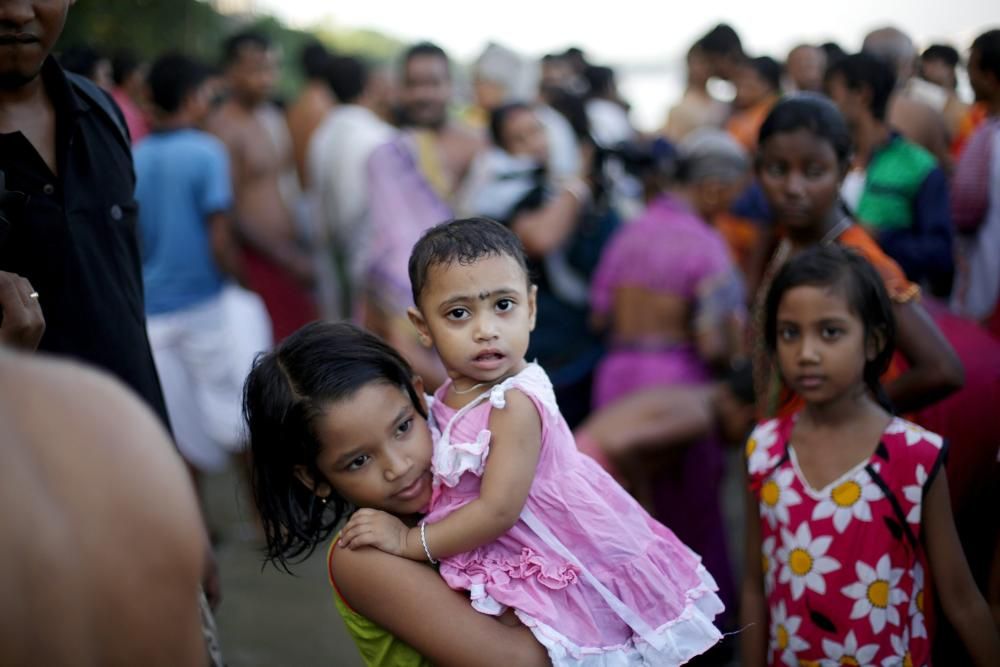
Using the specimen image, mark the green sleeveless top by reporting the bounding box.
[856,134,937,232]
[327,539,432,667]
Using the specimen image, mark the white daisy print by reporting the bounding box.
[821,630,879,667]
[881,627,914,667]
[760,468,803,528]
[903,465,927,524]
[770,600,810,665]
[747,419,781,474]
[909,562,927,639]
[762,535,778,594]
[841,554,908,632]
[885,419,943,449]
[812,469,883,533]
[778,522,841,600]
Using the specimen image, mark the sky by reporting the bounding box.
[258,0,998,63]
[255,0,1000,130]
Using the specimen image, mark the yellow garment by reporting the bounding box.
[327,539,431,667]
[413,129,453,203]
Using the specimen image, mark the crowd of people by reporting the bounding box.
[2,0,1000,663]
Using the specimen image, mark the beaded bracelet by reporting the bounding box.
[420,522,437,564]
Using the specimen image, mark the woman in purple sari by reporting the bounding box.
[589,130,749,625]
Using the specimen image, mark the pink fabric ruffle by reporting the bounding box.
[445,546,580,591]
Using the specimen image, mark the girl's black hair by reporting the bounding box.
[764,244,896,411]
[243,321,425,572]
[756,93,852,169]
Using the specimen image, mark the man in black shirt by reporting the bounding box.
[0,0,168,427]
[0,1,224,628]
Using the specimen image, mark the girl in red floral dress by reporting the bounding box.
[740,244,1000,666]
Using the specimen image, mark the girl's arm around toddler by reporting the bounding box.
[340,390,542,561]
[332,541,550,666]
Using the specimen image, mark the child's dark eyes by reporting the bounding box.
[821,326,844,339]
[805,164,828,179]
[778,326,798,341]
[495,298,514,312]
[763,162,786,177]
[396,417,413,436]
[346,454,371,471]
[446,308,469,320]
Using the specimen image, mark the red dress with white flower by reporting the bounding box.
[746,414,947,667]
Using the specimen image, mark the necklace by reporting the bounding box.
[450,380,490,395]
[449,368,520,396]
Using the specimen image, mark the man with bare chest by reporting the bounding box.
[209,31,317,342]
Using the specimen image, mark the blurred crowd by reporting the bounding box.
[4,8,1000,663]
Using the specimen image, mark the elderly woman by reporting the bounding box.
[587,129,751,622]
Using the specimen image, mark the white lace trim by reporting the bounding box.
[431,364,555,485]
[507,565,723,666]
[432,428,491,488]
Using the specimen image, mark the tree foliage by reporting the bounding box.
[57,1,406,99]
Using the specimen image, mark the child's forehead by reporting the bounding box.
[761,128,837,156]
[316,383,411,438]
[424,253,529,287]
[778,283,858,317]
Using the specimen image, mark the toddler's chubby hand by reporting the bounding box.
[338,508,412,557]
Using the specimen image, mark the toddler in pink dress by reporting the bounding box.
[341,218,723,664]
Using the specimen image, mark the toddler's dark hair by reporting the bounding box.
[408,217,529,306]
[764,244,896,410]
[243,321,424,572]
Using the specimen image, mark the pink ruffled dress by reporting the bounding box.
[425,363,724,665]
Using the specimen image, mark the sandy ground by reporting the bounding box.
[202,468,364,667]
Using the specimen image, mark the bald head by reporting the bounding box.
[863,27,917,82]
[0,350,208,666]
[786,45,827,93]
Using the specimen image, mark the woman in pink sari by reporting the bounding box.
[589,130,749,624]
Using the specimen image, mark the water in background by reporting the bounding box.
[616,61,735,134]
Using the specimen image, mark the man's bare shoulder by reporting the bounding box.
[0,350,190,487]
[0,349,206,666]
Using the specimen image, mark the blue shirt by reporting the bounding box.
[134,129,232,315]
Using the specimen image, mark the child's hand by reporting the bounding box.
[339,508,414,557]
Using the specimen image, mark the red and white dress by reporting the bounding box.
[746,414,947,667]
